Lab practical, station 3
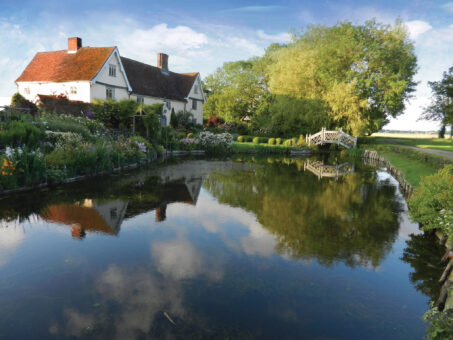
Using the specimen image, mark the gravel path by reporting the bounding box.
[400,145,453,160]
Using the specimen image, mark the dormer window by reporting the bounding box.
[70,86,77,94]
[109,64,116,77]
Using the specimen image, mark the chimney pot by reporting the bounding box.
[157,53,169,72]
[68,37,82,53]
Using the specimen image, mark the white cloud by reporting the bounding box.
[405,20,432,40]
[224,36,263,56]
[256,30,291,43]
[0,226,25,266]
[442,2,453,13]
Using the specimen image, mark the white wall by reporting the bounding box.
[17,81,91,102]
[91,83,129,101]
[94,52,129,88]
[185,75,204,124]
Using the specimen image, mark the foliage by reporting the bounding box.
[266,20,417,135]
[408,166,453,242]
[142,109,161,142]
[175,110,195,128]
[37,94,93,117]
[268,138,275,145]
[170,109,178,128]
[253,137,260,144]
[439,125,446,139]
[423,305,453,340]
[45,131,84,150]
[179,137,200,150]
[421,66,453,129]
[276,138,282,145]
[92,99,138,129]
[0,120,44,148]
[206,115,224,127]
[40,114,94,140]
[198,131,233,154]
[203,60,269,122]
[237,136,244,142]
[10,92,38,115]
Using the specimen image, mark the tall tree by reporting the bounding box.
[421,67,453,137]
[267,20,417,135]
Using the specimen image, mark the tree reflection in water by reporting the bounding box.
[204,157,404,268]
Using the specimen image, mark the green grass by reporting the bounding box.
[377,151,439,187]
[232,142,295,154]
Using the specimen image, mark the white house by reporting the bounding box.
[15,37,205,125]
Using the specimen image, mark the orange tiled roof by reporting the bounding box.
[16,47,115,82]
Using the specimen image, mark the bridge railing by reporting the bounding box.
[306,128,357,149]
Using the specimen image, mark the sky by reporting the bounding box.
[1,0,453,131]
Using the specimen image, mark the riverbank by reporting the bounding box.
[363,147,453,338]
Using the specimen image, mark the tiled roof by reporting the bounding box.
[16,47,115,82]
[120,57,198,101]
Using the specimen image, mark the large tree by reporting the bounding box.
[420,66,453,136]
[267,20,417,135]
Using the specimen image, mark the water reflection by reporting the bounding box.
[304,159,354,179]
[205,157,403,268]
[0,157,430,339]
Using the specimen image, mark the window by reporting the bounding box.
[194,85,198,94]
[24,87,30,95]
[106,87,115,100]
[137,96,144,104]
[166,101,171,109]
[192,99,197,110]
[70,86,77,94]
[109,64,116,77]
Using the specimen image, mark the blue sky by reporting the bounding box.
[1,0,453,130]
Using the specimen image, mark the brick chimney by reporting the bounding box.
[68,37,82,53]
[157,53,169,72]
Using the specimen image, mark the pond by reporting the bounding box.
[0,156,445,339]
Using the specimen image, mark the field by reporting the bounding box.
[366,135,453,152]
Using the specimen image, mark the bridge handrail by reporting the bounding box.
[306,128,357,149]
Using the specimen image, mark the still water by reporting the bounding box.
[0,157,445,339]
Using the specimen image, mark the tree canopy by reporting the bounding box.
[204,20,417,136]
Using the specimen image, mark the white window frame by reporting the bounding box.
[106,87,115,100]
[136,96,144,104]
[192,99,197,110]
[109,64,117,77]
[70,86,77,94]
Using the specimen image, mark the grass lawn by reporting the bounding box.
[232,142,296,154]
[373,150,439,187]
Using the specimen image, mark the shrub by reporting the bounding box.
[175,110,195,128]
[276,138,282,145]
[187,132,194,138]
[92,99,138,129]
[142,110,161,142]
[179,137,200,150]
[237,136,244,142]
[10,92,38,115]
[0,120,44,148]
[41,114,93,140]
[252,137,260,144]
[45,131,84,150]
[283,139,293,147]
[408,165,453,244]
[198,132,233,154]
[37,94,92,117]
[423,305,453,340]
[296,135,306,146]
[170,109,178,128]
[268,138,275,145]
[206,115,224,127]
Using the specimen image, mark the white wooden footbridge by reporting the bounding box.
[306,128,357,149]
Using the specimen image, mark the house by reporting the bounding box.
[15,37,205,125]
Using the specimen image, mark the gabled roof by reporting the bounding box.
[16,47,115,82]
[120,57,198,101]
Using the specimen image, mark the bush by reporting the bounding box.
[175,110,195,128]
[424,305,453,340]
[92,99,138,129]
[0,120,44,148]
[283,139,293,147]
[142,110,161,142]
[296,135,306,146]
[408,165,453,244]
[276,138,282,145]
[187,132,194,138]
[237,136,244,142]
[45,131,84,150]
[198,132,233,154]
[170,109,178,128]
[206,115,224,127]
[10,93,38,115]
[37,94,92,117]
[268,138,275,145]
[41,114,93,140]
[252,137,260,144]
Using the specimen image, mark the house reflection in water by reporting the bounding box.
[40,176,203,238]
